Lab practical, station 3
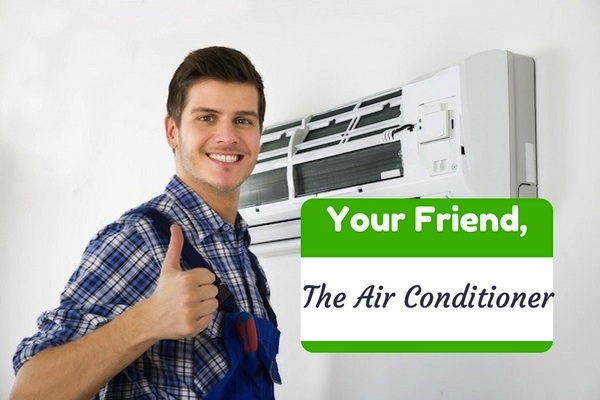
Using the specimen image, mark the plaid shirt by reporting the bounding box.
[13,176,272,399]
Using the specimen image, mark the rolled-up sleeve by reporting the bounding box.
[13,221,159,374]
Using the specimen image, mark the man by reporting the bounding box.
[10,46,280,399]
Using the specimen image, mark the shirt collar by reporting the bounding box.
[164,175,249,243]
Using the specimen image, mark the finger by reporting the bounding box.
[193,313,216,336]
[197,297,219,316]
[196,283,219,301]
[161,224,184,276]
[179,298,218,338]
[185,268,216,286]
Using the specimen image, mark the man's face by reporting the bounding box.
[166,79,261,200]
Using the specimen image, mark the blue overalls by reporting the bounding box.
[138,207,281,399]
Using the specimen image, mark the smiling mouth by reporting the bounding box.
[208,153,241,163]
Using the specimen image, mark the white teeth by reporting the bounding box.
[209,153,240,163]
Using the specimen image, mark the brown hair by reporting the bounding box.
[166,46,266,128]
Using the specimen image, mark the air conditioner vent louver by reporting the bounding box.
[355,104,401,128]
[359,89,403,108]
[304,119,352,143]
[260,134,290,153]
[311,105,356,122]
[263,120,302,135]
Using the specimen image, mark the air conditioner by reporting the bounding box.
[239,50,537,252]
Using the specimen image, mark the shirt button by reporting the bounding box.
[222,225,235,241]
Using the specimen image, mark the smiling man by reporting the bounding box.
[10,47,280,400]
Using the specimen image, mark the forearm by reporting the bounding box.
[10,299,157,400]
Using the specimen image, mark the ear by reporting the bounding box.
[165,115,179,150]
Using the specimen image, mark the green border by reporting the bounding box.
[301,341,553,353]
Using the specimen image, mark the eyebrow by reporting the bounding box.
[188,107,259,118]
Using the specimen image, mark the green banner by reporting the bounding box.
[301,199,553,257]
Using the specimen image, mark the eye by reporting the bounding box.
[236,117,252,125]
[197,115,214,122]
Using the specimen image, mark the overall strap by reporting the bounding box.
[247,252,278,327]
[131,206,236,313]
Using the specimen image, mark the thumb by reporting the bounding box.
[161,224,184,276]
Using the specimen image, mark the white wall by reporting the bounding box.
[1,0,599,398]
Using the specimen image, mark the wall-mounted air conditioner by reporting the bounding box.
[239,50,536,251]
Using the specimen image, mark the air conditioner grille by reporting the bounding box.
[293,141,403,197]
[239,167,288,208]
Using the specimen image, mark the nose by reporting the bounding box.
[214,121,240,144]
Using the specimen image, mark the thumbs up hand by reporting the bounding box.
[144,224,219,340]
